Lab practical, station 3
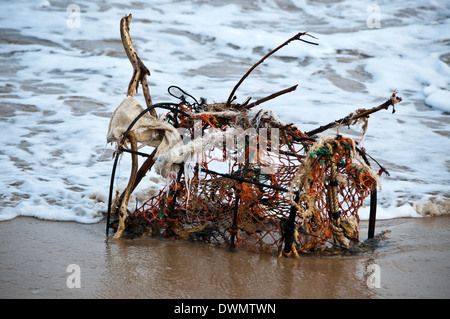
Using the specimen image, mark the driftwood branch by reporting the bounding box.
[120,14,156,117]
[243,85,298,109]
[110,148,156,217]
[132,148,157,191]
[305,92,402,137]
[109,15,160,238]
[226,31,318,108]
[114,132,139,238]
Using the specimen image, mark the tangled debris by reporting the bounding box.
[106,14,401,257]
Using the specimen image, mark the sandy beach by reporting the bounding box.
[0,216,448,299]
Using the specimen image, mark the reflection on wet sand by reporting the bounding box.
[99,235,374,299]
[1,217,449,298]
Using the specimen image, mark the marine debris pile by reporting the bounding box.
[106,14,401,257]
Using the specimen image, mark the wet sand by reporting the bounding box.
[0,216,449,299]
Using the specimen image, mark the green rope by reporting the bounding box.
[309,148,330,157]
[159,203,164,219]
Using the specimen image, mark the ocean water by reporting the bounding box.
[0,0,449,224]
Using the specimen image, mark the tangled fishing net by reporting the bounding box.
[105,14,401,257]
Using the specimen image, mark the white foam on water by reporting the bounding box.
[0,0,449,223]
[424,85,450,113]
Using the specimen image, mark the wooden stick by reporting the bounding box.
[114,132,139,238]
[120,14,156,117]
[141,76,153,111]
[132,148,157,191]
[226,32,318,108]
[242,85,298,109]
[110,148,157,218]
[305,92,402,137]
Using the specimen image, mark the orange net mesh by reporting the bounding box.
[115,101,381,256]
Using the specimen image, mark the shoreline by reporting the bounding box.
[0,215,449,299]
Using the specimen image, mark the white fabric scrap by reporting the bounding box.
[107,96,181,156]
